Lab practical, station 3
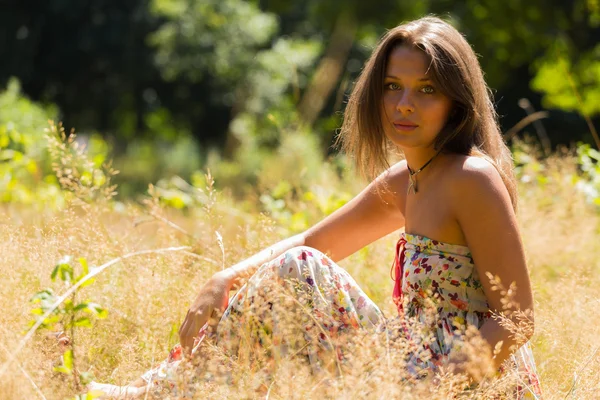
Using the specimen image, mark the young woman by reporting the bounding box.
[90,16,542,398]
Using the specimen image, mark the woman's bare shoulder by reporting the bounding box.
[444,154,510,207]
[445,155,502,183]
[382,159,409,193]
[386,159,409,180]
[367,159,409,210]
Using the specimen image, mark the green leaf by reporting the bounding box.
[60,263,74,283]
[39,314,61,326]
[77,391,104,400]
[79,277,96,288]
[77,257,89,279]
[54,365,72,375]
[86,303,108,319]
[52,256,74,283]
[73,302,89,312]
[63,298,74,312]
[74,317,92,328]
[52,261,74,283]
[54,349,73,374]
[29,312,62,330]
[63,349,73,370]
[50,265,60,281]
[30,288,54,303]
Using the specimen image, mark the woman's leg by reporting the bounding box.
[91,246,384,397]
[216,246,385,373]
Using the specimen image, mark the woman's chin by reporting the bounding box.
[387,136,423,150]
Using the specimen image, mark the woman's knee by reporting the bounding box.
[287,245,321,257]
[276,246,327,280]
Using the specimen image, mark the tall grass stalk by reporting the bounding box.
[0,150,598,398]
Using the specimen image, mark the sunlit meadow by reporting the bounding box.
[0,130,598,399]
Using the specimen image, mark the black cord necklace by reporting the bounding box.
[407,150,442,194]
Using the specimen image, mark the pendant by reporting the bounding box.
[407,174,418,194]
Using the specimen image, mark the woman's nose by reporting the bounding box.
[396,90,415,113]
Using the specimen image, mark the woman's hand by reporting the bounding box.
[178,270,233,353]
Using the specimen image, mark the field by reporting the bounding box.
[0,149,599,399]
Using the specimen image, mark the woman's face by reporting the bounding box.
[381,45,453,151]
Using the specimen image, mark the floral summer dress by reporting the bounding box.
[125,235,542,398]
[392,233,543,397]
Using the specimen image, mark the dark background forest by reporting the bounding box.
[1,0,599,196]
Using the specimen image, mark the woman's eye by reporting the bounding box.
[386,83,401,90]
[421,85,435,94]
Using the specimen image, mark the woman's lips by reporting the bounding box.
[393,123,418,131]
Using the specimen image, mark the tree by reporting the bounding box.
[1,0,598,159]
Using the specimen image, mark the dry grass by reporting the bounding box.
[0,152,598,399]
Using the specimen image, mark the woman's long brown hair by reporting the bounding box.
[337,16,518,210]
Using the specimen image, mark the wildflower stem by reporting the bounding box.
[0,246,191,378]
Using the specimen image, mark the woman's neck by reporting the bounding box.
[403,147,443,171]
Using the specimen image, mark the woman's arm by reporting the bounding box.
[450,157,534,371]
[223,160,408,288]
[222,233,306,290]
[179,161,408,351]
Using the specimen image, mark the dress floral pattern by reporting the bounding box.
[393,232,543,398]
[141,246,385,387]
[137,236,542,398]
[216,247,385,373]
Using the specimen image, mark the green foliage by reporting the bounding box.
[3,0,600,154]
[0,80,121,208]
[30,256,108,394]
[575,143,600,206]
[2,1,600,208]
[230,36,322,146]
[150,0,278,83]
[445,0,570,87]
[72,392,102,400]
[55,348,74,375]
[260,181,353,233]
[151,0,323,153]
[114,135,203,198]
[46,122,119,205]
[532,39,600,116]
[0,78,62,206]
[0,78,58,147]
[31,256,108,332]
[513,137,600,210]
